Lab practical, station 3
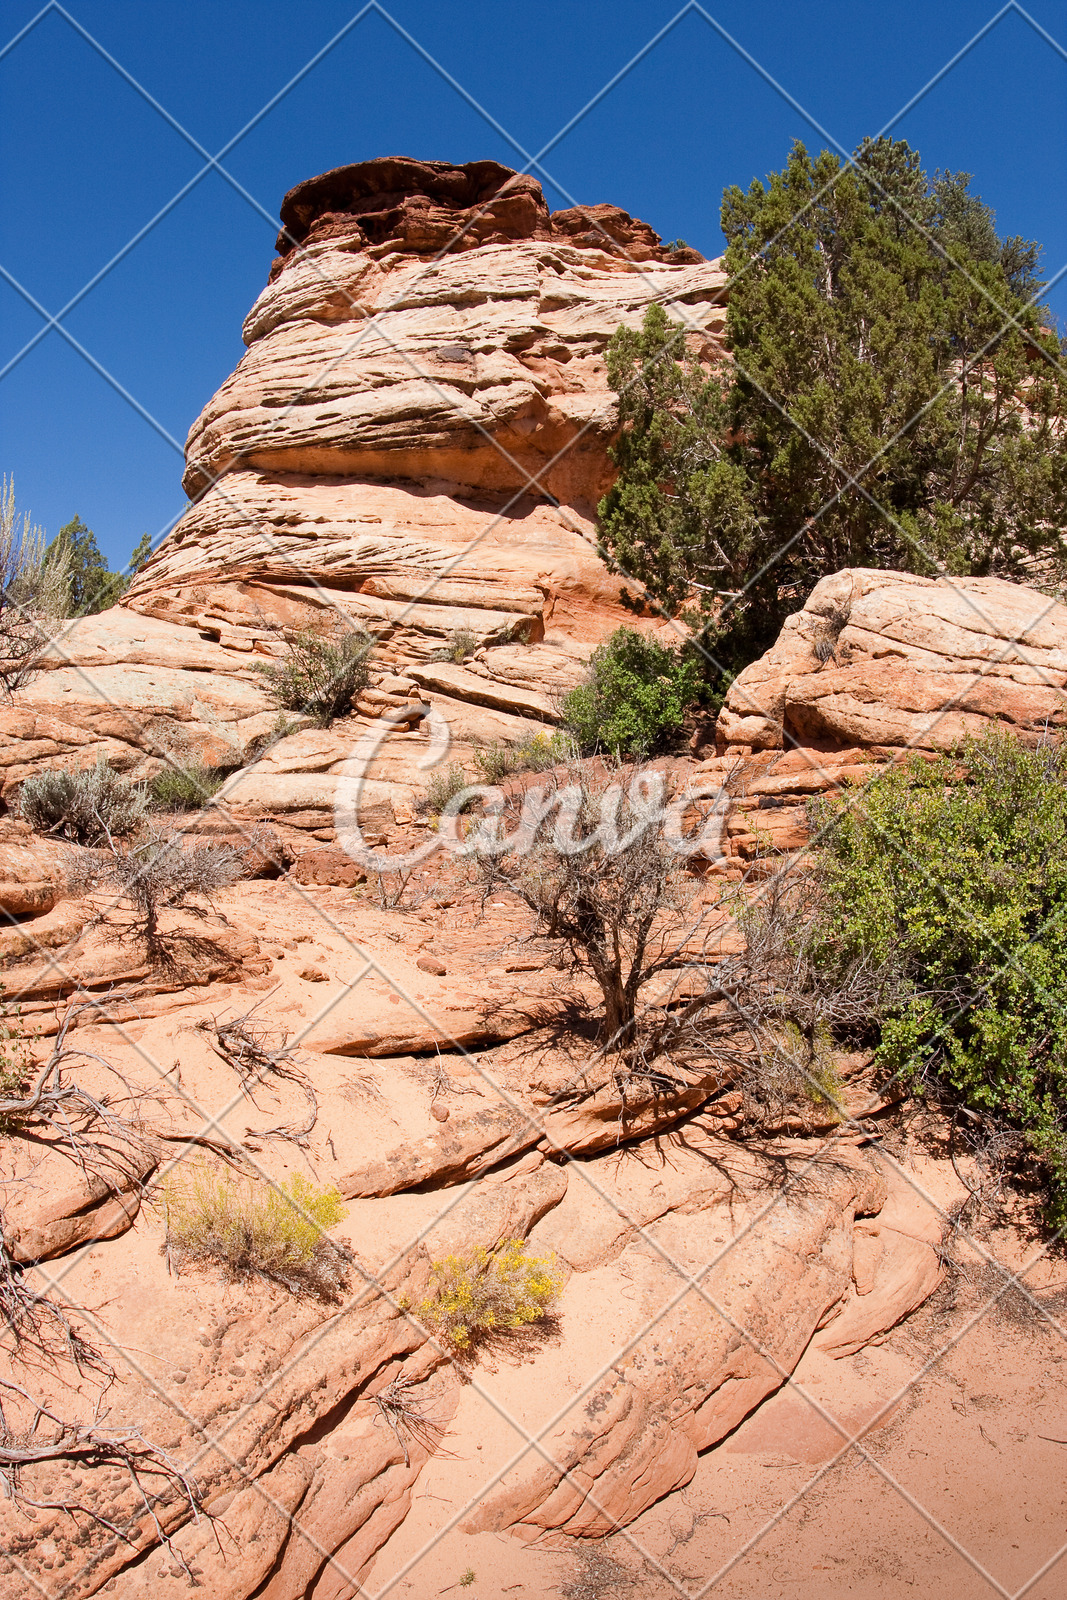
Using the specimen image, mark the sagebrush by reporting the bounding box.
[256,623,372,725]
[18,759,148,845]
[161,1162,348,1298]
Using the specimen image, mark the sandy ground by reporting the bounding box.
[365,1214,1067,1600]
[5,874,1066,1600]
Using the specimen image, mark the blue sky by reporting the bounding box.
[1,0,1065,571]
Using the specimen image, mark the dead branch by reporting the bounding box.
[0,1376,200,1554]
[197,994,318,1145]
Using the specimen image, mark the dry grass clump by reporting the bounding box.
[432,626,477,664]
[18,759,148,845]
[410,1239,563,1352]
[160,1161,349,1299]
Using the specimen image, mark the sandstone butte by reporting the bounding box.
[0,157,1064,1600]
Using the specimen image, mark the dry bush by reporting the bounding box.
[18,759,148,845]
[73,829,247,946]
[160,1161,349,1299]
[432,626,477,664]
[474,764,895,1120]
[0,477,70,696]
[0,1003,197,1548]
[409,1239,562,1353]
[256,622,372,725]
[198,999,318,1145]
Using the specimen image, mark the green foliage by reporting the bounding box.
[597,138,1067,669]
[128,533,153,576]
[161,1162,348,1298]
[45,516,125,615]
[411,1239,562,1352]
[256,624,372,725]
[18,759,148,845]
[433,627,478,664]
[561,627,702,756]
[472,730,576,784]
[815,731,1067,1223]
[423,763,471,815]
[149,762,226,812]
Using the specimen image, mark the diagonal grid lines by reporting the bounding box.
[2,4,1067,1599]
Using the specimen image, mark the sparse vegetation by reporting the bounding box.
[473,729,576,784]
[18,759,148,845]
[149,761,227,812]
[815,729,1067,1224]
[433,627,478,664]
[75,829,246,945]
[256,621,372,725]
[423,763,471,816]
[561,628,702,757]
[411,1239,562,1352]
[0,477,70,695]
[161,1161,349,1298]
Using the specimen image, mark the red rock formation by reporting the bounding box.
[272,156,702,266]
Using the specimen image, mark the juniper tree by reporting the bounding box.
[597,138,1067,670]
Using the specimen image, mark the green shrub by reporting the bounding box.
[18,759,148,845]
[256,624,372,725]
[561,628,702,757]
[423,763,471,816]
[815,730,1067,1223]
[161,1162,348,1298]
[473,730,576,784]
[433,627,478,664]
[410,1239,562,1352]
[149,762,226,812]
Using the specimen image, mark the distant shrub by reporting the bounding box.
[0,476,70,695]
[473,730,576,784]
[256,623,372,725]
[149,762,226,812]
[75,830,247,945]
[411,1239,562,1351]
[161,1162,348,1298]
[433,627,478,664]
[423,763,472,816]
[815,730,1067,1224]
[561,628,702,757]
[18,759,148,845]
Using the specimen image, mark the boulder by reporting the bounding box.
[718,568,1067,754]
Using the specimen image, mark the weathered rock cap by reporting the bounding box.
[273,154,704,267]
[717,567,1067,754]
